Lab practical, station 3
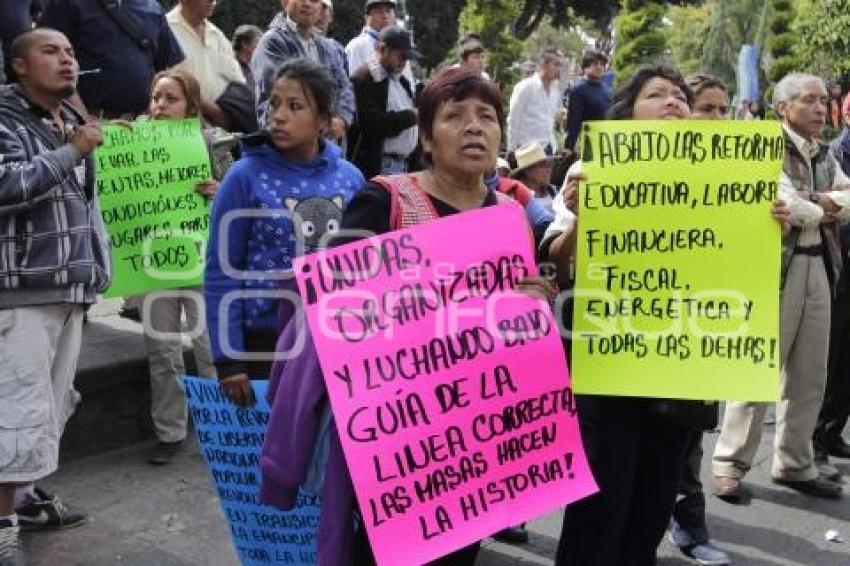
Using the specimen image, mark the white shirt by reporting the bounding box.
[167,8,244,102]
[345,28,378,76]
[780,124,850,245]
[283,17,319,62]
[507,73,561,151]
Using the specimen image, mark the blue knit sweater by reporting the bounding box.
[204,137,364,371]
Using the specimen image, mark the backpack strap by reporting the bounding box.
[496,177,533,207]
[96,0,157,61]
[372,175,532,250]
[372,174,440,230]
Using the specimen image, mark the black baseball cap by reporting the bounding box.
[378,26,420,60]
[365,0,396,11]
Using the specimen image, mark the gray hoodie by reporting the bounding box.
[0,84,110,307]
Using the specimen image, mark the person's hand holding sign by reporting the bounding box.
[545,171,585,282]
[75,117,133,155]
[563,172,585,215]
[70,122,103,155]
[220,373,255,407]
[771,199,792,235]
[196,180,219,199]
[109,119,134,130]
[516,276,558,302]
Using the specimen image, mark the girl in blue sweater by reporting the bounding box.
[205,59,365,406]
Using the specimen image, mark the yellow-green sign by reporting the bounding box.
[572,120,784,401]
[96,118,211,297]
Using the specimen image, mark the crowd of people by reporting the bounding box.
[1,0,850,565]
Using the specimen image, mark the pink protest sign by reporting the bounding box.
[293,203,596,565]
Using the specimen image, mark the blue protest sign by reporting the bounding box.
[184,377,321,565]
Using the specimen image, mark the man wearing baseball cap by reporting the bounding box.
[345,1,396,76]
[349,26,419,178]
[346,0,414,85]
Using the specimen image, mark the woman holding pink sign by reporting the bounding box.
[261,67,558,565]
[341,65,557,565]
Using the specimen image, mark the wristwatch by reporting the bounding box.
[810,192,820,204]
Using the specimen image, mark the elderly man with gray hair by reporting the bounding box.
[712,73,850,500]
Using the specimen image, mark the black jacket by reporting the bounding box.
[830,128,850,177]
[348,62,417,179]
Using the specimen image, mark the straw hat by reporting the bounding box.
[511,142,550,175]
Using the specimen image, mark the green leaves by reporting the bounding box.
[457,0,523,82]
[612,0,667,83]
[767,0,800,83]
[794,0,850,83]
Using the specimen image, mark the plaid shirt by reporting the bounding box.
[251,13,355,127]
[0,85,111,307]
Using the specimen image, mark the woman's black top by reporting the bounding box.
[336,182,499,244]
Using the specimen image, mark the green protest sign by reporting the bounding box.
[572,120,784,401]
[95,118,211,297]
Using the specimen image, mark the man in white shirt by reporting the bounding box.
[168,0,248,130]
[345,0,414,84]
[507,48,563,153]
[713,73,850,500]
[345,0,395,76]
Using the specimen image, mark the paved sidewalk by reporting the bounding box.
[78,298,148,378]
[23,427,850,566]
[62,298,201,459]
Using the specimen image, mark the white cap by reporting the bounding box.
[496,157,510,170]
